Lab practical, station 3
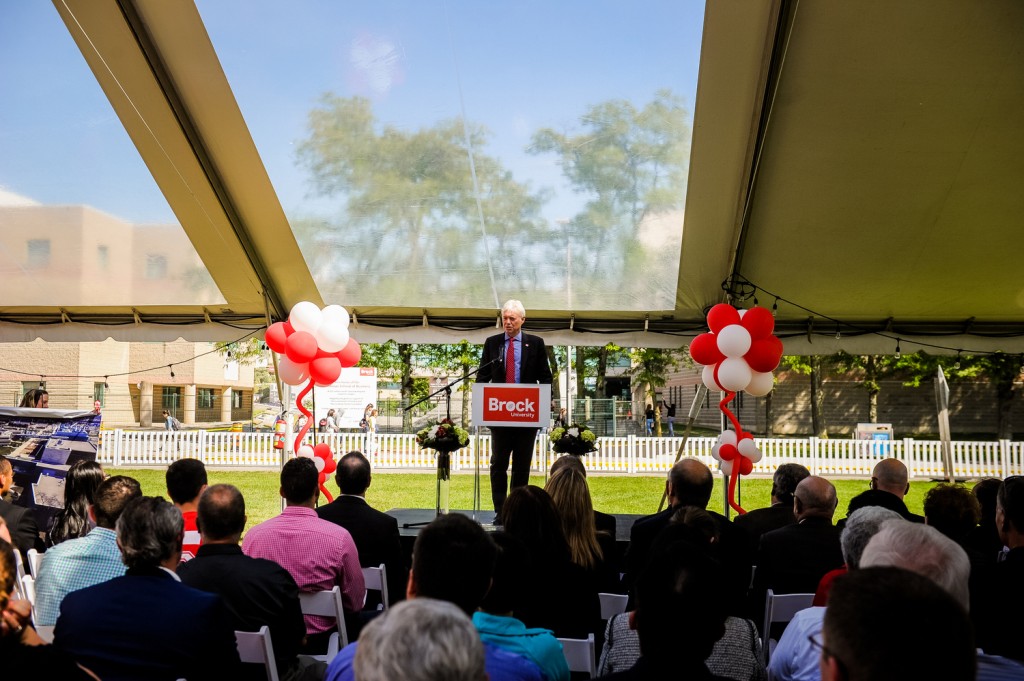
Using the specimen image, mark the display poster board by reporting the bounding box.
[856,422,894,456]
[0,408,103,532]
[472,383,552,428]
[314,367,378,429]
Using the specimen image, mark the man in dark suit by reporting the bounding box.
[735,463,810,549]
[975,475,1024,661]
[476,299,553,520]
[53,496,240,681]
[837,458,924,528]
[0,455,44,562]
[179,484,325,681]
[317,451,407,607]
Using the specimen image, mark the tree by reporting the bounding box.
[782,355,840,438]
[831,353,902,423]
[418,341,483,428]
[628,346,689,436]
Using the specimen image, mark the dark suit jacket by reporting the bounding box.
[477,332,553,385]
[178,544,306,679]
[836,489,924,528]
[753,516,843,598]
[316,495,408,606]
[0,498,45,562]
[53,566,240,681]
[734,502,797,551]
[974,546,1024,662]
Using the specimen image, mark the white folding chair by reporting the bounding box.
[558,634,597,678]
[761,590,815,665]
[235,626,280,681]
[598,592,628,620]
[361,563,390,610]
[298,585,349,662]
[20,574,36,609]
[26,548,42,578]
[13,549,25,584]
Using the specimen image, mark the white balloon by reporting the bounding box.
[717,357,753,392]
[702,364,721,391]
[738,438,758,458]
[321,305,351,330]
[711,444,722,461]
[314,322,350,354]
[719,459,734,476]
[278,357,310,386]
[313,456,326,472]
[717,430,737,447]
[748,448,764,464]
[297,445,315,458]
[716,324,752,358]
[289,301,323,334]
[745,370,775,397]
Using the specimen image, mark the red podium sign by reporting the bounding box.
[472,383,552,428]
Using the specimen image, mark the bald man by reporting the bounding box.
[838,459,924,527]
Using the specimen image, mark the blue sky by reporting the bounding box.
[0,1,704,227]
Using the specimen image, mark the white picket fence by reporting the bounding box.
[95,430,1024,479]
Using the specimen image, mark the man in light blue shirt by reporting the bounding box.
[34,475,141,625]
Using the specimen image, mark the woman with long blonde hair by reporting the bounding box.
[545,466,603,571]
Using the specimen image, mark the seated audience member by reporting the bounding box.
[18,388,48,408]
[735,463,810,549]
[316,451,407,606]
[837,459,923,527]
[474,532,570,681]
[34,475,142,626]
[812,506,902,605]
[600,511,765,680]
[243,456,365,652]
[53,496,240,680]
[166,457,208,561]
[968,477,1004,558]
[550,454,617,537]
[46,460,105,547]
[545,466,618,593]
[355,599,487,681]
[0,455,45,561]
[502,485,601,640]
[178,484,326,681]
[975,475,1024,662]
[599,541,732,680]
[923,482,992,615]
[0,538,98,679]
[819,567,975,681]
[325,513,544,681]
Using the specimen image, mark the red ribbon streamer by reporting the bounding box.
[713,364,747,516]
[291,380,335,503]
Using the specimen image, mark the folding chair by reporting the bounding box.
[761,590,815,665]
[298,585,349,662]
[557,634,597,678]
[362,563,390,610]
[13,549,25,583]
[20,574,36,609]
[598,592,628,620]
[235,626,280,681]
[26,548,42,578]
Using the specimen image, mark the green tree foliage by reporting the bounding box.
[782,355,840,438]
[629,346,689,436]
[418,341,483,427]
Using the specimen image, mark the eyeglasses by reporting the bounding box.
[808,633,846,675]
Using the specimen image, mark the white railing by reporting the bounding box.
[95,430,1024,478]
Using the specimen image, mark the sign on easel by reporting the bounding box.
[472,383,552,428]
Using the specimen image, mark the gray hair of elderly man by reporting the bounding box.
[840,506,904,569]
[501,299,526,318]
[353,598,488,681]
[859,518,971,610]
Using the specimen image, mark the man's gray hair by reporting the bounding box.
[840,506,903,569]
[860,519,970,610]
[116,496,184,570]
[501,299,526,318]
[353,598,487,681]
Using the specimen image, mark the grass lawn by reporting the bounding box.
[106,468,939,530]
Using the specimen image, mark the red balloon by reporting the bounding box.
[738,456,754,475]
[746,336,784,373]
[285,331,319,364]
[336,338,362,368]
[310,355,342,386]
[707,304,741,334]
[265,321,291,354]
[313,442,333,460]
[719,443,738,461]
[740,306,775,340]
[689,333,725,366]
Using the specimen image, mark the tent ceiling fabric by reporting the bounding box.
[2,0,1023,354]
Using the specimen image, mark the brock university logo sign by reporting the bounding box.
[472,383,552,428]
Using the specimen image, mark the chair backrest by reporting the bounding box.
[298,585,349,656]
[20,574,36,608]
[361,563,390,610]
[26,548,41,578]
[598,592,628,620]
[761,590,815,665]
[558,634,597,678]
[13,549,25,583]
[235,626,280,681]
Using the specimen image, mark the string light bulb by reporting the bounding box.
[835,326,842,340]
[954,351,961,370]
[894,339,901,359]
[772,299,778,317]
[38,376,45,388]
[104,376,109,389]
[169,364,175,379]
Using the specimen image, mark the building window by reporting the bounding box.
[97,245,109,270]
[145,254,168,279]
[232,390,243,409]
[93,382,106,407]
[162,387,182,411]
[198,388,215,409]
[27,239,50,269]
[20,381,40,403]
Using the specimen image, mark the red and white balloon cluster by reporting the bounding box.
[710,429,763,477]
[297,442,339,490]
[265,302,362,387]
[689,304,783,397]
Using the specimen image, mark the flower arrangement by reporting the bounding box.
[549,423,598,455]
[415,418,470,454]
